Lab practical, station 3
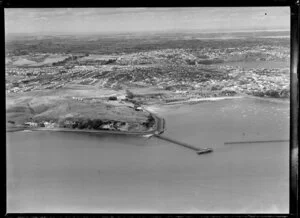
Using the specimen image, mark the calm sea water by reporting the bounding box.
[7,97,289,213]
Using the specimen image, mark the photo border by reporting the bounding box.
[1,0,298,217]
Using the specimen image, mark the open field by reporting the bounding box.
[6,85,155,132]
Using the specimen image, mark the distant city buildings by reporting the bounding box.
[6,46,289,98]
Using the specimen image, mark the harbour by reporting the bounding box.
[6,97,289,213]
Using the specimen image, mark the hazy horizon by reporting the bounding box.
[5,7,290,35]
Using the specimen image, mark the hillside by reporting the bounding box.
[6,86,154,132]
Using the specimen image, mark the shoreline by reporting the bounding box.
[164,95,244,105]
[6,95,288,134]
[143,95,245,113]
[143,94,289,115]
[242,94,290,104]
[7,109,165,136]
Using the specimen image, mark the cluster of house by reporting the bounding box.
[6,65,105,93]
[24,121,55,128]
[23,119,132,131]
[6,45,289,97]
[218,67,289,97]
[202,45,289,61]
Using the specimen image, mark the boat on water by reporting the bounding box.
[142,134,154,138]
[22,130,32,132]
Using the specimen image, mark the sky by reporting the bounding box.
[5,7,290,34]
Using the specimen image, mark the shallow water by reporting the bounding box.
[7,97,290,213]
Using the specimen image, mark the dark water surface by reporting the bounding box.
[7,97,289,213]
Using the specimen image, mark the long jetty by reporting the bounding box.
[224,139,289,145]
[145,110,213,155]
[154,134,213,155]
[13,106,213,155]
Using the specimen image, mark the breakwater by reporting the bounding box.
[224,139,289,145]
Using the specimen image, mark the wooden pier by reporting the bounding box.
[154,134,213,155]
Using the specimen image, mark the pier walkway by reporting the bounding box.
[154,134,213,155]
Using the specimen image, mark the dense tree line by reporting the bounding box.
[60,118,125,130]
[142,115,155,128]
[58,117,156,131]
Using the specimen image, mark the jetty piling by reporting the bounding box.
[154,134,213,155]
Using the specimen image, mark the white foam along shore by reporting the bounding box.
[164,95,244,105]
[143,95,244,114]
[145,95,289,115]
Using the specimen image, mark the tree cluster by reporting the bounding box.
[59,118,127,130]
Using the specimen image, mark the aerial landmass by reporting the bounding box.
[5,31,290,133]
